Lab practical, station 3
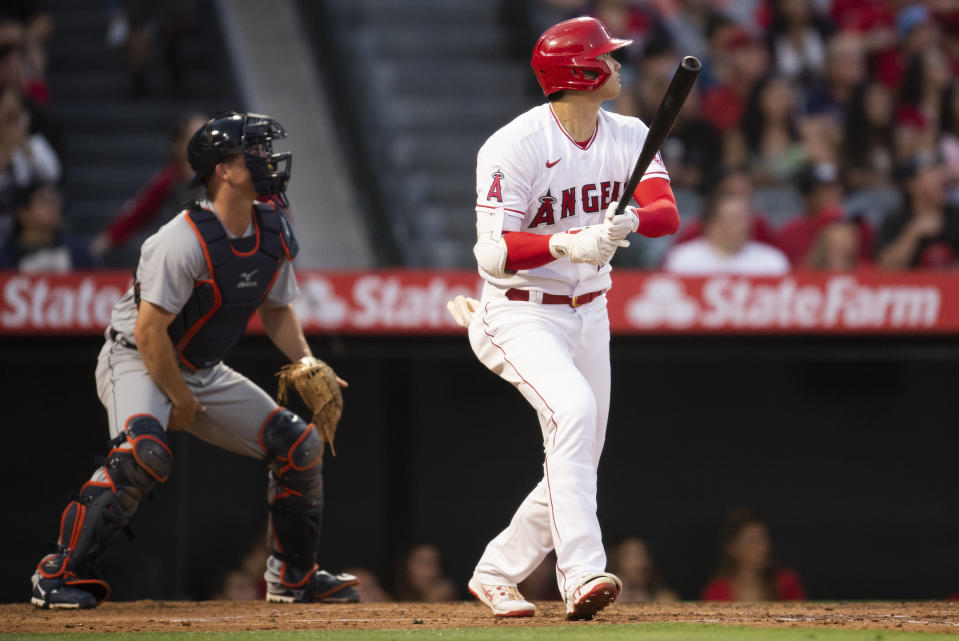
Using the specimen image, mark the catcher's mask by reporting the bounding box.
[187,112,292,206]
[530,16,632,96]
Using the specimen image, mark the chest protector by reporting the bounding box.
[165,201,298,370]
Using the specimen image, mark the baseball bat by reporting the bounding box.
[613,55,701,217]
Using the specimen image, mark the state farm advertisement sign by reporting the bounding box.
[1,270,957,335]
[0,271,131,334]
[614,272,956,333]
[289,271,482,333]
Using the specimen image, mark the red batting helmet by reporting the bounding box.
[531,17,633,96]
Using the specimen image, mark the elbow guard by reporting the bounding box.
[473,237,509,278]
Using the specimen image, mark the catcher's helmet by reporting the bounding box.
[531,17,632,96]
[187,112,292,205]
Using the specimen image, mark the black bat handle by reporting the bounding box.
[614,55,701,217]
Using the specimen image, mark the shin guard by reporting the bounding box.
[33,415,172,606]
[259,409,324,587]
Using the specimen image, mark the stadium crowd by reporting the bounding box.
[214,509,807,603]
[525,0,959,272]
[2,0,958,273]
[0,3,75,270]
[0,1,199,272]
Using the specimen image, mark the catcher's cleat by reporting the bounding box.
[565,572,621,621]
[468,576,536,617]
[30,572,98,610]
[266,568,360,603]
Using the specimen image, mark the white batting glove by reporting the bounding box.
[549,226,628,266]
[604,201,640,241]
[446,295,480,328]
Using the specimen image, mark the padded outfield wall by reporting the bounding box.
[2,270,957,603]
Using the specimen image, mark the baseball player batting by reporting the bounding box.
[29,112,358,608]
[447,17,682,620]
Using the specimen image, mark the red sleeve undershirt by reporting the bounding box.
[502,177,679,271]
[106,163,180,244]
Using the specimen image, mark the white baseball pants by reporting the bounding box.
[468,293,611,598]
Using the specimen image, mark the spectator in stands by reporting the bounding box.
[0,11,26,92]
[591,0,658,59]
[659,84,721,192]
[674,165,779,248]
[777,162,846,265]
[517,552,562,602]
[841,80,896,190]
[213,570,260,601]
[0,10,59,151]
[212,524,269,601]
[701,508,806,601]
[765,0,834,91]
[699,26,768,166]
[895,47,952,162]
[662,192,789,275]
[122,0,196,96]
[393,543,456,602]
[90,112,206,259]
[941,82,959,198]
[20,4,52,106]
[805,220,861,270]
[653,0,713,70]
[693,12,741,91]
[609,537,677,603]
[0,83,60,229]
[939,6,959,78]
[877,154,959,270]
[0,182,97,272]
[873,3,940,91]
[829,0,897,59]
[741,74,806,187]
[803,31,866,114]
[623,33,676,130]
[344,567,391,603]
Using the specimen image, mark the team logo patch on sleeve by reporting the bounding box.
[486,171,504,202]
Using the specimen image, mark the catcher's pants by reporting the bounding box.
[94,332,278,460]
[468,293,611,599]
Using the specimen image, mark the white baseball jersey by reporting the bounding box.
[475,103,668,295]
[467,102,673,601]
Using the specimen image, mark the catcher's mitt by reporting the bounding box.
[277,356,343,456]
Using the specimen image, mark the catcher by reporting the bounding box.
[29,112,358,609]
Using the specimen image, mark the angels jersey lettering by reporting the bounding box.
[475,104,668,295]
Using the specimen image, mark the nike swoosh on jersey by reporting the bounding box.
[546,158,562,168]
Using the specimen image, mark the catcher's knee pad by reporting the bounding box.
[122,414,174,482]
[39,415,172,597]
[259,408,323,474]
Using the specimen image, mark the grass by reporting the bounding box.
[2,623,957,641]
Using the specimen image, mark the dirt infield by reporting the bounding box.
[2,601,959,635]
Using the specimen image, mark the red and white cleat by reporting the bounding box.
[565,572,621,621]
[468,576,536,617]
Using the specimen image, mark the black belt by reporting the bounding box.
[109,326,137,350]
[505,288,606,307]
